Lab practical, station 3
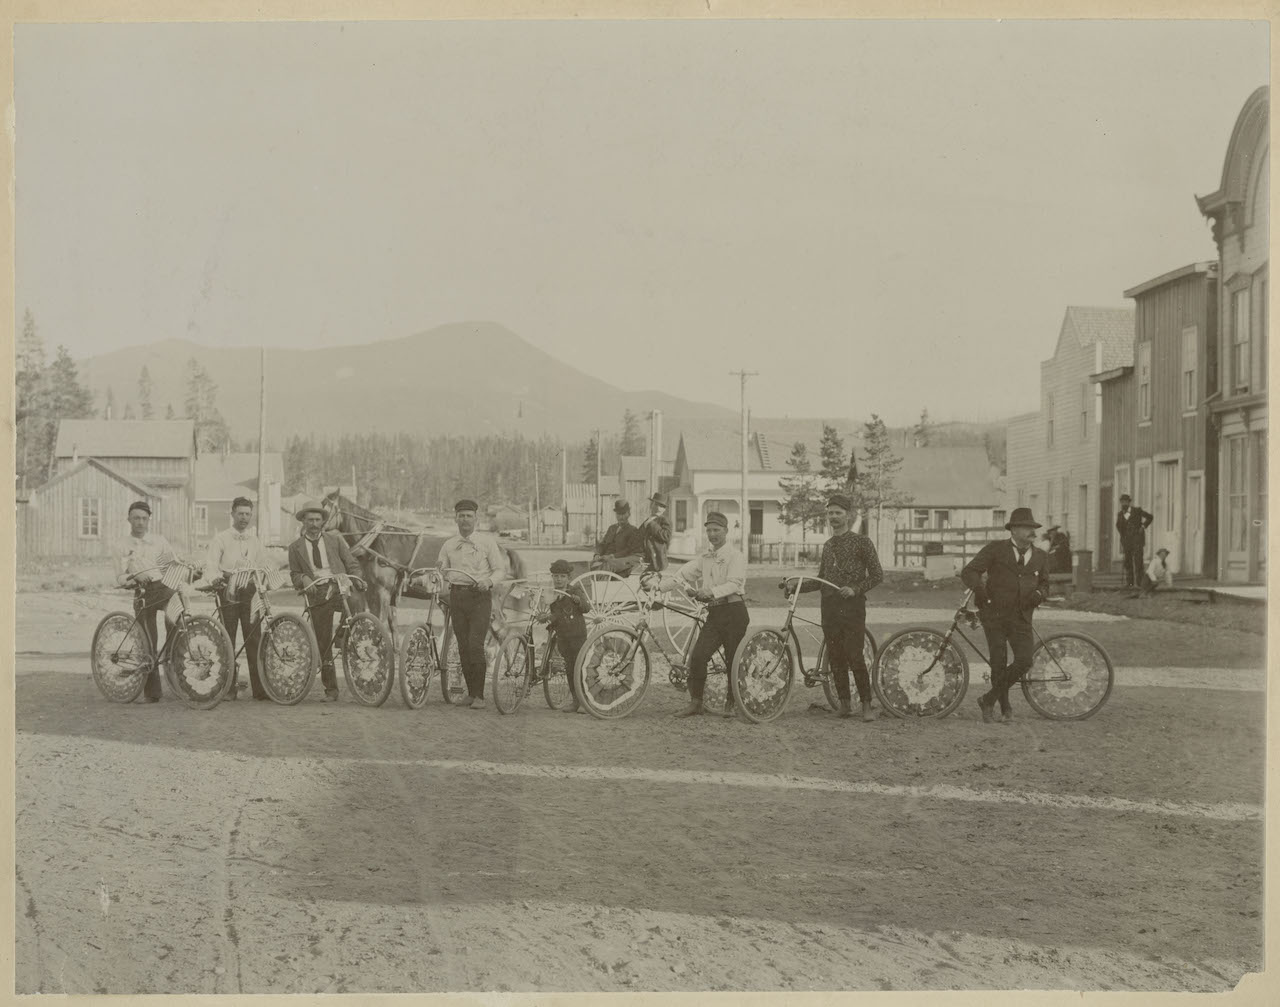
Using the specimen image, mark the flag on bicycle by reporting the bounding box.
[159,562,191,592]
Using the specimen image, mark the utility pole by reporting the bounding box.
[561,446,568,545]
[256,347,268,541]
[533,455,541,545]
[729,370,758,553]
[594,428,602,548]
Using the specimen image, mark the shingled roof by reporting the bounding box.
[1057,306,1135,371]
[54,420,196,460]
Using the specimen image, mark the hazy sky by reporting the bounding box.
[15,19,1268,425]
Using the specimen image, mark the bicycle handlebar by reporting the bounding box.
[308,571,367,593]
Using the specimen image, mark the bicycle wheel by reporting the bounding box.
[341,612,395,707]
[398,623,438,709]
[540,634,576,711]
[874,628,969,719]
[1022,632,1114,720]
[660,595,697,655]
[731,629,796,723]
[817,630,879,710]
[492,635,532,714]
[571,571,639,631]
[168,615,235,710]
[90,612,151,703]
[438,614,468,704]
[575,626,651,720]
[259,613,318,705]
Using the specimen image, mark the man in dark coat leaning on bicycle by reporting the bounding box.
[961,507,1051,724]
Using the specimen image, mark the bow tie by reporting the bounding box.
[233,532,249,541]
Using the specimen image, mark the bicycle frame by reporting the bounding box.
[114,561,202,667]
[300,572,365,664]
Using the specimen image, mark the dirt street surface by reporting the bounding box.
[14,585,1265,995]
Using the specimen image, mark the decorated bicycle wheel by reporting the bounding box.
[817,630,879,711]
[539,634,576,711]
[492,635,532,714]
[574,626,651,720]
[1022,632,1114,720]
[259,612,318,705]
[341,612,395,707]
[570,571,640,631]
[90,612,151,703]
[874,628,969,718]
[168,615,235,710]
[398,623,438,709]
[731,629,796,723]
[438,614,469,704]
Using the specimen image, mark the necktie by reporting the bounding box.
[311,537,322,568]
[1018,549,1027,566]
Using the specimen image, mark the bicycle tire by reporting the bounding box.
[574,626,651,720]
[167,615,236,710]
[816,630,879,710]
[660,598,696,656]
[258,612,318,705]
[1022,632,1114,720]
[731,629,796,723]
[492,635,532,714]
[874,627,969,719]
[398,623,437,709]
[90,612,151,703]
[341,612,395,707]
[664,621,728,710]
[540,633,576,711]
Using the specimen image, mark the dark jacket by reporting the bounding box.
[961,538,1050,621]
[1116,506,1153,549]
[288,531,362,594]
[639,513,673,571]
[595,520,645,560]
[547,584,591,644]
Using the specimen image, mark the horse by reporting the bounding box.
[319,490,527,647]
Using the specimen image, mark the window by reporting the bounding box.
[1227,437,1247,552]
[78,497,100,538]
[1077,485,1088,545]
[1232,288,1250,391]
[1016,488,1026,508]
[1256,432,1267,564]
[1180,326,1199,411]
[1046,393,1055,447]
[1114,464,1131,502]
[1135,461,1152,514]
[932,510,951,530]
[992,509,1007,527]
[675,499,687,532]
[1079,383,1089,439]
[194,505,209,536]
[912,508,930,530]
[1060,476,1069,536]
[1046,480,1056,527]
[1137,342,1152,421]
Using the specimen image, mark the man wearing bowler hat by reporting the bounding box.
[591,498,646,576]
[638,492,673,572]
[439,499,507,709]
[961,507,1050,724]
[288,500,364,701]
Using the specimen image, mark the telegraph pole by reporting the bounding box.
[256,347,268,540]
[594,428,602,547]
[729,369,757,553]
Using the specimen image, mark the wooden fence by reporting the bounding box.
[893,526,1006,567]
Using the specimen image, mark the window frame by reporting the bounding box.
[1137,341,1152,422]
[78,496,101,539]
[1181,325,1199,413]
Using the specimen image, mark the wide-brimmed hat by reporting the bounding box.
[649,492,668,507]
[614,499,631,513]
[1005,507,1042,530]
[294,500,326,521]
[1156,547,1170,557]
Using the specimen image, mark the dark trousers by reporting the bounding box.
[450,586,492,699]
[306,585,364,694]
[979,610,1035,712]
[219,586,264,698]
[554,630,585,702]
[688,601,749,703]
[822,595,870,704]
[134,582,175,700]
[1122,546,1144,587]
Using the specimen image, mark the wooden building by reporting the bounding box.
[48,420,198,552]
[617,455,650,519]
[1093,262,1219,576]
[564,477,618,545]
[1197,86,1268,583]
[193,451,286,547]
[17,458,161,561]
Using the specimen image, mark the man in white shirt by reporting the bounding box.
[206,496,270,700]
[116,500,176,703]
[1141,547,1174,597]
[651,510,749,718]
[439,498,507,710]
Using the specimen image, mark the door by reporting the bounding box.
[1154,460,1182,572]
[1098,484,1113,573]
[1186,473,1203,576]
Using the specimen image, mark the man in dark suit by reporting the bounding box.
[961,508,1050,724]
[288,500,364,701]
[591,499,646,575]
[638,492,673,572]
[1115,493,1154,587]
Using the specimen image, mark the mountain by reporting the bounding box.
[76,322,736,445]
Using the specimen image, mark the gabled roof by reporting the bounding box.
[34,457,160,499]
[893,446,1000,506]
[195,452,285,502]
[1053,307,1135,372]
[55,420,196,460]
[677,418,861,474]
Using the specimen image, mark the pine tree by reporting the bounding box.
[620,409,646,455]
[41,346,97,480]
[15,309,48,492]
[138,365,154,420]
[104,386,117,420]
[852,415,912,542]
[582,433,599,483]
[778,441,825,545]
[183,357,230,452]
[818,423,846,493]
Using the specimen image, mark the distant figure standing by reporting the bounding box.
[1116,494,1153,587]
[638,492,673,572]
[1141,547,1174,597]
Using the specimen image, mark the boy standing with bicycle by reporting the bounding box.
[961,507,1050,724]
[537,558,592,713]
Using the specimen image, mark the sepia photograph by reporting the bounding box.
[9,9,1271,998]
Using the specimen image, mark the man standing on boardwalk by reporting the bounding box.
[961,507,1050,724]
[1115,493,1153,588]
[439,498,507,710]
[787,494,883,721]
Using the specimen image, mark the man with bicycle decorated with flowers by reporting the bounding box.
[115,499,178,703]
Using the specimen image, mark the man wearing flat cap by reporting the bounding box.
[639,492,673,572]
[591,498,646,576]
[288,500,364,701]
[788,493,883,720]
[961,507,1050,724]
[115,500,177,703]
[439,499,507,709]
[651,510,748,717]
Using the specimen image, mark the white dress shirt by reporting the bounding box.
[660,543,746,599]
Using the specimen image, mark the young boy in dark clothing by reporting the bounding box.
[537,559,591,712]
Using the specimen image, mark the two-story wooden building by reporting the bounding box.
[1197,86,1268,583]
[1092,263,1219,575]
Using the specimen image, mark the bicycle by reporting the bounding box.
[489,577,569,714]
[872,589,1114,720]
[395,567,447,709]
[434,568,511,706]
[210,567,319,706]
[90,560,236,710]
[572,576,729,720]
[729,576,879,723]
[296,572,395,706]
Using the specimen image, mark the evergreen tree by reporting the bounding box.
[777,441,825,545]
[104,386,117,420]
[137,365,154,420]
[183,357,230,452]
[619,409,646,456]
[852,415,912,540]
[15,309,48,491]
[818,423,846,493]
[582,432,599,483]
[41,346,97,479]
